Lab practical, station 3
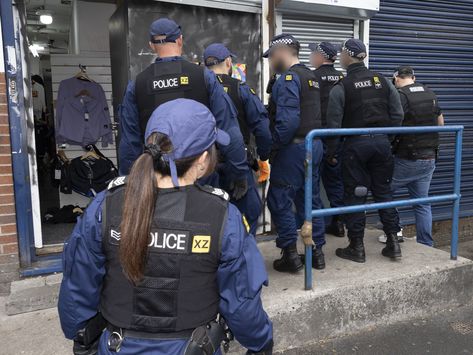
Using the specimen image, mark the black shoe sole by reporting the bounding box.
[273,262,304,273]
[382,250,402,259]
[335,249,366,263]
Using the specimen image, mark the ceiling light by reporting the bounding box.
[36,10,53,25]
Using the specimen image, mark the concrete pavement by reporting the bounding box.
[2,229,473,355]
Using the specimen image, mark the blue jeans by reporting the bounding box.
[391,157,436,247]
[268,140,325,249]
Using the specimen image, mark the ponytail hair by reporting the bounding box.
[119,133,217,284]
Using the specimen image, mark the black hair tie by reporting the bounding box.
[144,144,162,160]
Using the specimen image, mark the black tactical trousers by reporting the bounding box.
[342,135,400,239]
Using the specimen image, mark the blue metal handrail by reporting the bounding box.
[303,125,464,290]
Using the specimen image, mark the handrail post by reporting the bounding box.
[304,133,313,290]
[451,128,463,260]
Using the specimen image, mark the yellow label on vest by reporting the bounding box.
[180,76,189,85]
[192,235,211,253]
[242,215,250,233]
[285,74,293,81]
[373,76,381,83]
[223,86,229,93]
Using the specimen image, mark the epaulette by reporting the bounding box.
[107,176,127,191]
[197,184,230,201]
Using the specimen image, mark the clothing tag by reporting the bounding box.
[54,169,61,180]
[84,112,90,120]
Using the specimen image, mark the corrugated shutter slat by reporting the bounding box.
[370,0,473,222]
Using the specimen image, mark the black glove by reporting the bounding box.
[269,148,280,165]
[230,177,248,200]
[246,340,274,355]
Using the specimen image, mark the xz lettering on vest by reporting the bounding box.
[152,77,179,90]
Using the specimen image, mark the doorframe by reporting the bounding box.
[0,0,62,276]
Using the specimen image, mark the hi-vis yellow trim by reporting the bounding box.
[192,235,211,253]
[180,76,189,85]
[285,74,293,81]
[242,215,250,233]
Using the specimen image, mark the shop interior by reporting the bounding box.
[25,0,119,253]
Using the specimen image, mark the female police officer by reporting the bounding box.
[58,98,273,355]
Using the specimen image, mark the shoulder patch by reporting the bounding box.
[250,88,257,95]
[223,86,229,93]
[107,176,127,191]
[285,74,293,81]
[197,184,230,201]
[242,215,250,233]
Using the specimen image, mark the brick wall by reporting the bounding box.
[0,73,20,294]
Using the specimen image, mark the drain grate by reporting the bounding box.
[451,321,473,335]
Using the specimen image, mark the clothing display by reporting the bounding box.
[55,77,113,147]
[32,81,46,119]
[69,145,118,197]
[44,205,84,224]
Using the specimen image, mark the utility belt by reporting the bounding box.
[395,147,437,161]
[105,316,233,354]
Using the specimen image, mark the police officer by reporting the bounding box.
[326,39,404,263]
[263,34,326,272]
[58,99,273,355]
[203,43,272,235]
[378,66,444,247]
[119,18,249,200]
[310,42,345,238]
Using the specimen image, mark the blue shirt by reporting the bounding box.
[118,57,248,180]
[58,189,273,354]
[239,83,272,161]
[270,65,303,147]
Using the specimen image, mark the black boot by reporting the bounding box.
[299,247,326,270]
[325,215,345,238]
[382,233,402,259]
[274,243,303,273]
[335,238,366,263]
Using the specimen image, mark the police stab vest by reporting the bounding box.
[135,60,210,135]
[396,83,439,157]
[341,66,391,128]
[313,64,344,128]
[100,180,229,333]
[290,64,322,138]
[216,74,251,145]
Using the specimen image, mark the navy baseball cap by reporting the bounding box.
[394,65,415,77]
[149,18,182,43]
[308,42,339,61]
[263,33,300,58]
[203,43,236,67]
[341,39,367,59]
[144,98,230,187]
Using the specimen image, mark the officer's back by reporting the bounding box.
[118,18,248,187]
[58,99,273,355]
[325,39,403,264]
[310,42,344,127]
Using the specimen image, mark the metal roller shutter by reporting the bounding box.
[369,0,473,221]
[282,15,355,70]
